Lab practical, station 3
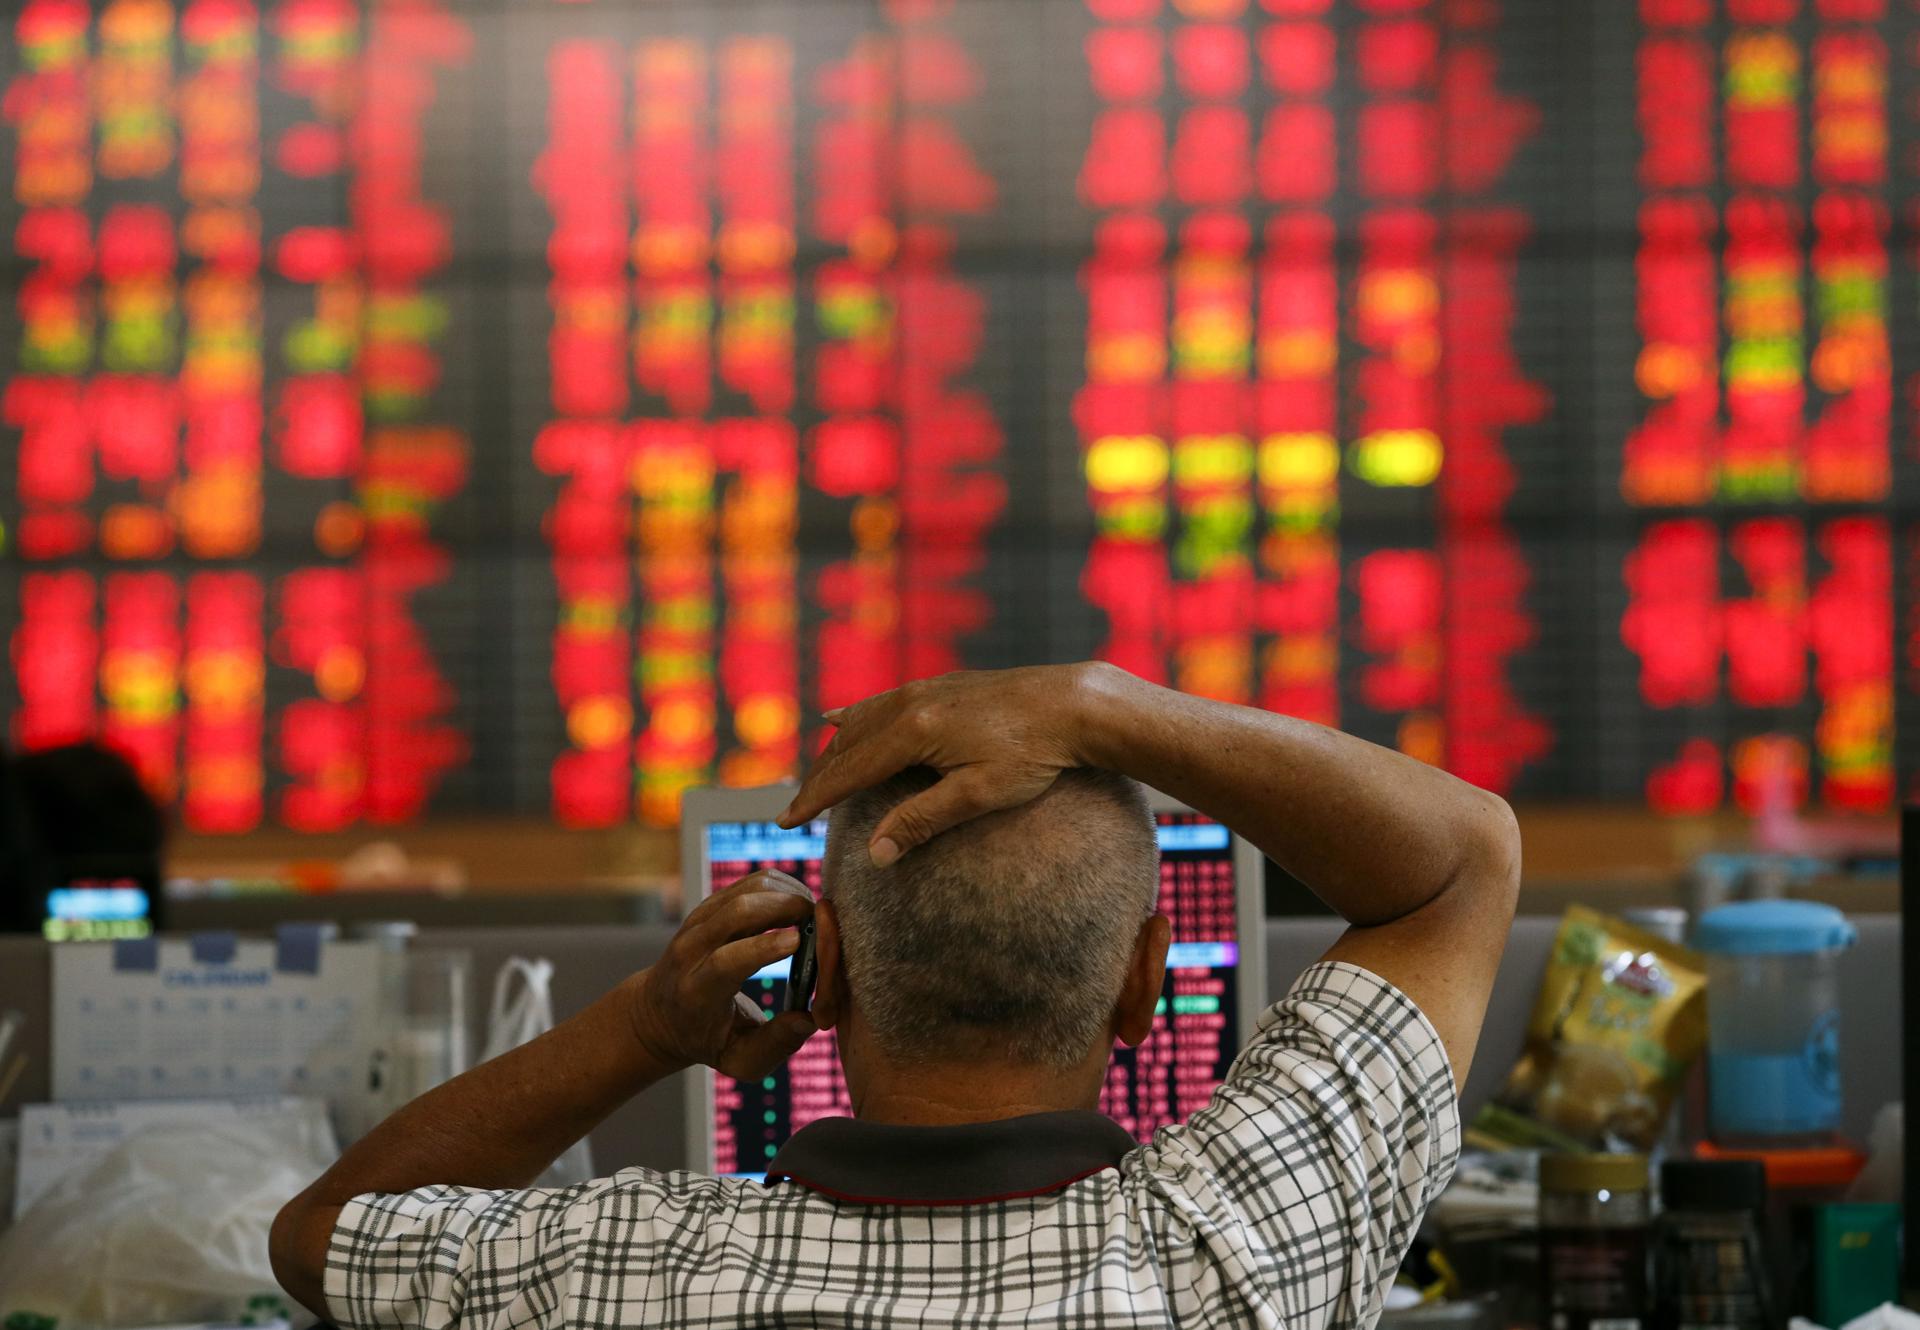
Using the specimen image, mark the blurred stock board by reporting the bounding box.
[3,0,1918,832]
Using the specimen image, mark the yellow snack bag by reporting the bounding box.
[1472,906,1708,1152]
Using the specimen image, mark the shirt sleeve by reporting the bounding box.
[1123,960,1461,1329]
[323,1178,607,1330]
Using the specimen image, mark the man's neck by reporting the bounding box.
[850,1059,1107,1127]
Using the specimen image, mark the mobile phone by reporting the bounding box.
[785,919,818,1014]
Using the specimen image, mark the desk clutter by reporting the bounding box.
[1396,900,1904,1324]
[0,927,486,1329]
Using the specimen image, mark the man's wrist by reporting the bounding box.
[615,971,692,1082]
[1070,660,1144,772]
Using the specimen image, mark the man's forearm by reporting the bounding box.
[270,978,675,1314]
[319,978,667,1199]
[1077,662,1514,927]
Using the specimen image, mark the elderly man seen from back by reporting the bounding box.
[273,662,1520,1328]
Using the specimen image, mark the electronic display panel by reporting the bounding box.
[43,879,153,942]
[4,0,1917,824]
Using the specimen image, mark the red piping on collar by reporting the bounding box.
[762,1161,1120,1207]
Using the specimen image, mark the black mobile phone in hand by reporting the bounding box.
[784,919,818,1014]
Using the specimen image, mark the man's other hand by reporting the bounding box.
[629,870,818,1081]
[779,665,1096,866]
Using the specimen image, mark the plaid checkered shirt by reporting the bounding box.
[325,962,1460,1329]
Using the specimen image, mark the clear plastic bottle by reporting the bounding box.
[1693,901,1855,1146]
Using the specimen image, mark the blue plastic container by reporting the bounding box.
[1694,900,1856,1144]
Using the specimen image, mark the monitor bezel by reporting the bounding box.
[679,781,1267,1177]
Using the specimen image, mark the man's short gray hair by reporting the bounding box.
[825,767,1160,1069]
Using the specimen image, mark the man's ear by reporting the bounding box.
[1114,912,1171,1048]
[809,898,845,1032]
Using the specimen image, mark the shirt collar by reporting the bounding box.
[764,1110,1138,1206]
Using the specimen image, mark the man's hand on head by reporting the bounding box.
[779,665,1102,866]
[628,869,819,1081]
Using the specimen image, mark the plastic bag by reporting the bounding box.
[0,1106,335,1328]
[1471,906,1709,1151]
[1849,1102,1903,1204]
[484,957,596,1187]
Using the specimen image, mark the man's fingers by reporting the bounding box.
[703,925,803,991]
[868,768,1008,866]
[781,726,917,828]
[681,867,781,927]
[779,753,854,828]
[816,690,890,756]
[777,691,912,825]
[680,868,807,933]
[751,868,812,902]
[679,877,745,932]
[816,722,850,763]
[681,882,812,956]
[722,1011,817,1081]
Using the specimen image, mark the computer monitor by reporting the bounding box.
[39,855,157,943]
[681,783,1266,1180]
